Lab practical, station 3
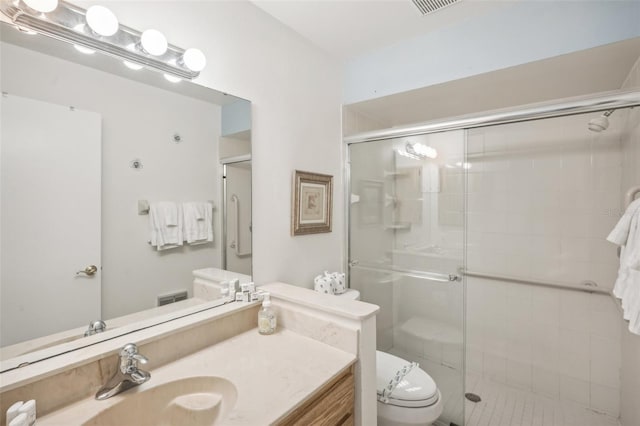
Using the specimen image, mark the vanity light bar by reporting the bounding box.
[1,0,200,80]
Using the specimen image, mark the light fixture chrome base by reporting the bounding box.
[1,0,200,80]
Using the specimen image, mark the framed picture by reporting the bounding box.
[292,170,333,235]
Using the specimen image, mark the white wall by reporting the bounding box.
[1,43,222,319]
[344,0,640,103]
[619,55,640,426]
[86,1,344,289]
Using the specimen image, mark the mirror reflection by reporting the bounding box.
[0,23,252,365]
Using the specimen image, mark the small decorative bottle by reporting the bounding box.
[258,293,276,335]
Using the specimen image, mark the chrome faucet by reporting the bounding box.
[84,320,107,337]
[95,343,150,400]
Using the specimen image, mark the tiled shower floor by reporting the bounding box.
[463,375,619,426]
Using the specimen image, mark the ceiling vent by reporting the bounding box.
[411,0,461,15]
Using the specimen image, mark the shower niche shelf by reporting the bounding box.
[383,170,411,178]
[384,222,411,231]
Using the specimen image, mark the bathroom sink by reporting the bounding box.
[82,376,237,426]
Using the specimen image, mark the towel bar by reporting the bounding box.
[138,200,215,215]
[462,270,609,294]
[349,262,460,283]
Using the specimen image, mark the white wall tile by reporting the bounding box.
[531,322,560,370]
[506,325,532,364]
[594,166,622,192]
[559,328,590,381]
[507,359,532,390]
[560,291,591,331]
[590,335,621,388]
[589,305,622,340]
[483,353,507,384]
[530,213,562,236]
[560,213,592,238]
[532,367,560,398]
[532,288,561,325]
[483,317,508,358]
[590,382,620,416]
[560,376,590,406]
[423,338,443,363]
[442,343,463,370]
[466,347,483,375]
[560,237,592,262]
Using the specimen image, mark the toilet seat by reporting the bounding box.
[376,351,439,408]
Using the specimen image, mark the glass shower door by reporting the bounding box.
[348,130,466,425]
[222,160,252,276]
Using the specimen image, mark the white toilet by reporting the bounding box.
[338,289,444,426]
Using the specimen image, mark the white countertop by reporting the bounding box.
[262,282,379,321]
[37,327,356,425]
[192,268,252,284]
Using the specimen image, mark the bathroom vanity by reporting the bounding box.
[0,283,378,425]
[278,367,355,425]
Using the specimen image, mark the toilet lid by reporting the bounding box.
[376,351,439,408]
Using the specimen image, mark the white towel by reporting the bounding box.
[149,202,183,251]
[608,198,640,246]
[608,198,640,334]
[183,202,213,245]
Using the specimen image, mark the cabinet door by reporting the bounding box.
[277,367,354,426]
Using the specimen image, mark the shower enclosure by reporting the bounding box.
[221,156,252,275]
[346,90,640,426]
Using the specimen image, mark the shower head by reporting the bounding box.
[588,109,614,132]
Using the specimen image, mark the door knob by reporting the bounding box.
[76,265,98,276]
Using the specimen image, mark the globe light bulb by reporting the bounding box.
[22,0,58,13]
[86,5,119,37]
[140,29,168,56]
[182,48,206,72]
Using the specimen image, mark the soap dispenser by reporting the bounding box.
[258,293,276,335]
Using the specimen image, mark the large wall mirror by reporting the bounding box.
[0,21,252,370]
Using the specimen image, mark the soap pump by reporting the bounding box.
[258,293,276,335]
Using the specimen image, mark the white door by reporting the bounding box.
[1,94,101,346]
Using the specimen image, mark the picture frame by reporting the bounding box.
[292,170,333,235]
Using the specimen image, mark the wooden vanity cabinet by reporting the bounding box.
[277,365,355,426]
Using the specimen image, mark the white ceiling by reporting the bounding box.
[250,0,512,61]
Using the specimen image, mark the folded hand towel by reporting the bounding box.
[149,202,183,251]
[183,202,213,244]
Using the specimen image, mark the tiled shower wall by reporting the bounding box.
[619,56,640,426]
[465,114,625,416]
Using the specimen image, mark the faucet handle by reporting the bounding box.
[119,343,140,358]
[131,353,148,364]
[119,343,148,373]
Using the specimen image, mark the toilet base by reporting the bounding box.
[377,390,443,426]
